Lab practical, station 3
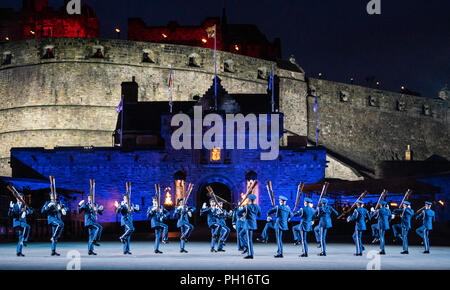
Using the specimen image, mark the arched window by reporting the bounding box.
[188,53,201,67]
[174,170,187,205]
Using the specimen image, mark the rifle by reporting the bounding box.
[205,185,220,207]
[292,182,305,212]
[206,190,232,206]
[7,184,28,208]
[238,180,258,207]
[155,184,161,211]
[317,182,329,207]
[399,189,412,208]
[126,182,131,211]
[49,175,57,202]
[182,183,194,207]
[266,181,275,207]
[374,189,387,210]
[90,179,95,205]
[337,190,369,219]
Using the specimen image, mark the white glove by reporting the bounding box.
[202,203,207,209]
[10,201,14,208]
[61,209,67,216]
[177,206,183,210]
[266,216,272,222]
[188,212,192,217]
[134,205,140,211]
[121,201,126,205]
[370,207,375,212]
[346,216,351,223]
[21,211,26,219]
[98,205,104,211]
[57,205,62,211]
[78,200,85,206]
[233,225,236,229]
[391,214,395,219]
[312,221,315,226]
[239,206,243,210]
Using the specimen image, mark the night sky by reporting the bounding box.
[3,0,450,98]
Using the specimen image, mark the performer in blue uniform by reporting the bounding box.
[371,223,380,244]
[292,198,315,257]
[147,197,170,254]
[347,200,370,256]
[371,201,391,255]
[237,194,261,259]
[174,198,196,253]
[313,225,321,248]
[215,201,232,252]
[232,207,247,252]
[267,196,293,258]
[392,201,414,254]
[200,198,221,252]
[316,198,338,256]
[115,194,140,255]
[256,214,275,243]
[41,192,68,256]
[415,201,435,254]
[78,195,104,255]
[8,193,33,257]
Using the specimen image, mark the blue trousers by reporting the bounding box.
[275,228,285,255]
[299,230,308,255]
[371,223,380,238]
[16,223,30,254]
[120,224,134,253]
[292,224,301,241]
[392,224,401,239]
[260,222,275,241]
[246,229,254,257]
[353,230,364,255]
[218,225,230,250]
[401,227,409,251]
[319,227,328,253]
[379,229,386,251]
[238,227,248,250]
[210,224,220,248]
[416,226,430,251]
[314,225,320,243]
[154,224,168,251]
[180,223,194,249]
[50,220,64,252]
[87,223,102,252]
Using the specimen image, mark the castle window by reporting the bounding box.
[188,53,201,67]
[224,59,234,73]
[210,147,221,162]
[423,104,431,116]
[92,45,104,58]
[397,100,406,111]
[368,95,377,107]
[339,91,349,102]
[174,170,187,205]
[257,67,267,80]
[42,45,55,59]
[2,51,12,65]
[142,49,155,63]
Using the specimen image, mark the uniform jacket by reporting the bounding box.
[348,207,371,231]
[200,206,218,227]
[78,202,103,226]
[267,205,293,231]
[116,202,140,226]
[147,206,170,228]
[232,209,245,228]
[174,206,196,228]
[237,203,261,230]
[215,208,232,226]
[41,200,68,225]
[393,208,414,230]
[293,206,316,232]
[372,207,392,230]
[416,209,435,230]
[316,205,338,229]
[8,202,33,228]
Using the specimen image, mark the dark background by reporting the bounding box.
[2,0,449,97]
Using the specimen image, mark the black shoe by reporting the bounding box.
[217,248,226,252]
[354,253,362,256]
[362,246,365,251]
[318,252,326,256]
[300,253,308,257]
[244,255,254,259]
[154,250,163,254]
[210,248,217,253]
[241,248,248,254]
[88,251,97,256]
[93,241,100,246]
[401,251,409,255]
[317,243,321,248]
[22,242,28,247]
[423,251,430,254]
[16,252,25,257]
[51,251,60,256]
[123,252,128,255]
[127,251,132,255]
[162,240,169,244]
[274,254,283,258]
[379,250,386,255]
[180,249,188,253]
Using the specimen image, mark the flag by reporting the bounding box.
[206,25,216,39]
[116,98,123,113]
[314,95,318,113]
[168,69,173,94]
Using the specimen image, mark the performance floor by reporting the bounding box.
[1,241,450,270]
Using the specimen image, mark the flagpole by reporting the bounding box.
[214,24,217,111]
[170,67,173,113]
[271,65,274,112]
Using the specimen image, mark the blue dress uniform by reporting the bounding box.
[371,201,391,254]
[347,201,371,256]
[200,200,221,252]
[215,205,232,251]
[174,200,196,253]
[237,195,261,259]
[8,200,33,256]
[371,223,380,242]
[267,196,293,258]
[392,201,414,254]
[232,209,247,251]
[41,197,68,256]
[292,198,315,257]
[258,216,275,243]
[415,202,435,254]
[147,205,170,253]
[316,198,338,256]
[116,200,140,254]
[78,200,104,255]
